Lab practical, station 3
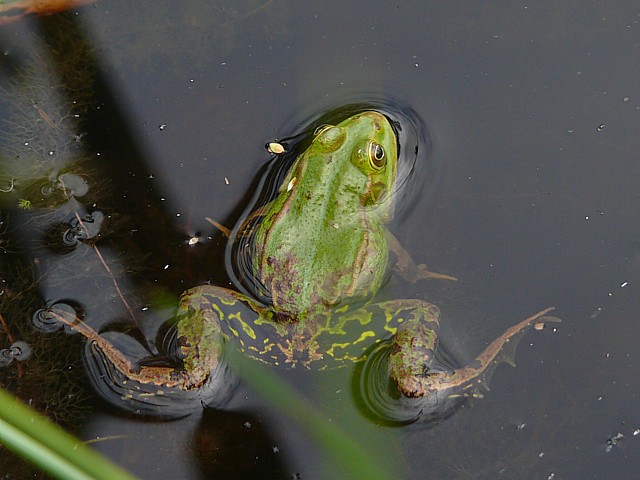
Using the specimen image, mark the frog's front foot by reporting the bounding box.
[410,264,458,282]
[386,231,457,283]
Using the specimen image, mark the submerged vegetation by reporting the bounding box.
[0,14,106,476]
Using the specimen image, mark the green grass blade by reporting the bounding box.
[231,352,396,480]
[0,388,138,480]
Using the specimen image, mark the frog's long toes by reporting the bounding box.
[416,264,458,281]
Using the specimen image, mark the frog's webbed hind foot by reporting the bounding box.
[49,291,233,416]
[409,264,458,282]
[83,331,235,417]
[386,307,558,422]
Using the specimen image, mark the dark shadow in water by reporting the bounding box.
[35,15,213,290]
[192,408,290,480]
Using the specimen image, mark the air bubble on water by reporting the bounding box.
[41,184,55,196]
[10,341,32,361]
[62,227,82,246]
[58,173,89,197]
[32,303,76,333]
[0,349,13,367]
[63,211,104,245]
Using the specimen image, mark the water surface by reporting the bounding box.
[1,2,639,478]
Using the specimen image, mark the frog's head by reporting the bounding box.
[313,111,398,220]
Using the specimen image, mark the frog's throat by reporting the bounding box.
[391,307,557,399]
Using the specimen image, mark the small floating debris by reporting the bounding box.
[17,198,31,210]
[605,432,624,452]
[187,235,200,246]
[266,142,285,154]
[534,316,561,330]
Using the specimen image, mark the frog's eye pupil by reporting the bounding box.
[368,142,385,169]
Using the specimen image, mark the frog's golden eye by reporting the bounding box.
[368,142,386,169]
[314,124,332,137]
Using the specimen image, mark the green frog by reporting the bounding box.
[74,110,555,418]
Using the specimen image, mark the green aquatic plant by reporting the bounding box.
[17,198,31,210]
[0,13,97,211]
[0,387,138,480]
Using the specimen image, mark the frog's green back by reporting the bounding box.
[251,112,397,320]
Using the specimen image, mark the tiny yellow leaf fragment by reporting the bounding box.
[287,177,296,192]
[267,142,285,154]
[534,316,561,330]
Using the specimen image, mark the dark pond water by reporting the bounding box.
[1,1,639,479]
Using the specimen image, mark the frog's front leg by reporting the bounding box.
[386,231,457,282]
[389,306,558,401]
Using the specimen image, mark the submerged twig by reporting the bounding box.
[205,216,231,238]
[73,212,140,329]
[0,0,97,26]
[49,310,139,376]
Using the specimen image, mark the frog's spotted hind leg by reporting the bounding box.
[47,304,217,391]
[389,307,558,400]
[169,285,267,389]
